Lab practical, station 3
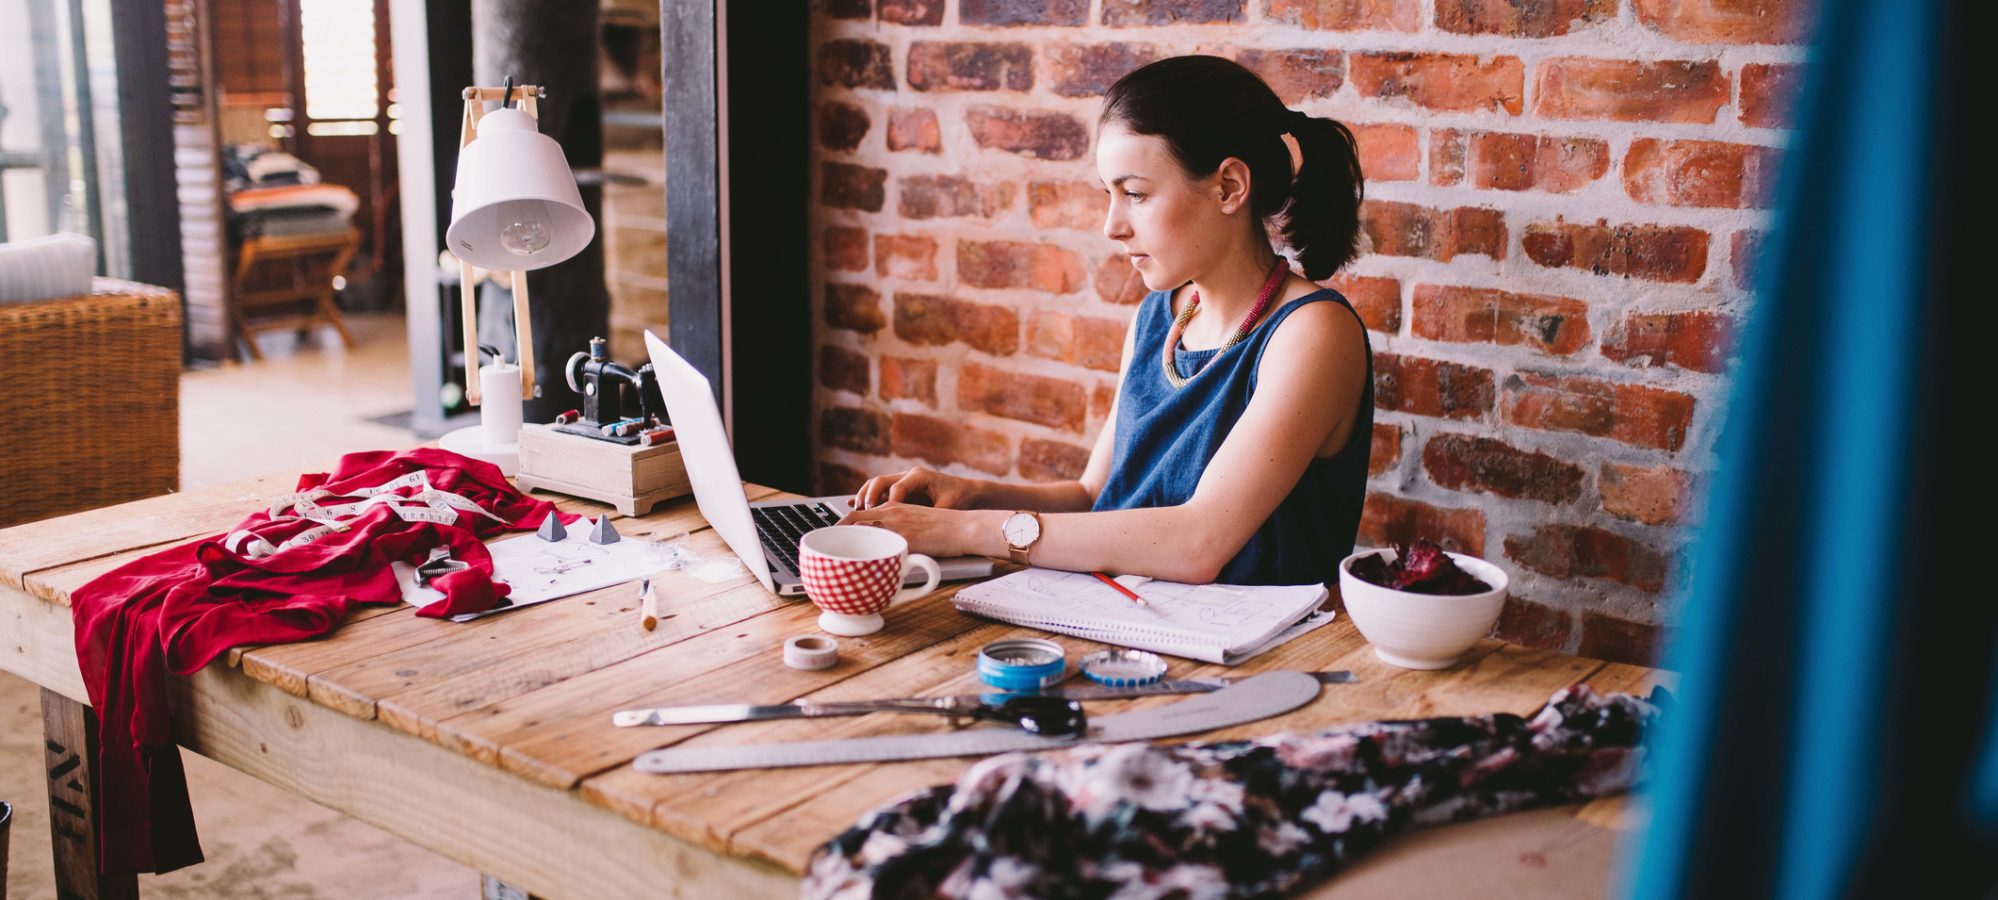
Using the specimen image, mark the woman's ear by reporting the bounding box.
[1215,157,1253,214]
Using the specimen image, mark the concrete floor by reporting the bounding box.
[2,315,477,899]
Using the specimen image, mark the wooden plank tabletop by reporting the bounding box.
[0,464,1664,888]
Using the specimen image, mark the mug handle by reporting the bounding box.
[890,553,943,605]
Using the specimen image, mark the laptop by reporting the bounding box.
[644,330,993,597]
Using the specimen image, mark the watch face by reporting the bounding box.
[1004,513,1039,547]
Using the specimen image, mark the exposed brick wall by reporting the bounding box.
[807,0,1812,665]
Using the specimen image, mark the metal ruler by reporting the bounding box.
[631,670,1321,774]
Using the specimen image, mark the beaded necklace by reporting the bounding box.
[1161,260,1291,389]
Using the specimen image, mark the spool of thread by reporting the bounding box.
[553,409,580,425]
[783,635,839,670]
[479,363,523,447]
[640,426,676,446]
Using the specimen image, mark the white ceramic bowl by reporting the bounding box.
[1338,548,1509,670]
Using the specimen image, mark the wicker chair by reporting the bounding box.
[0,278,182,528]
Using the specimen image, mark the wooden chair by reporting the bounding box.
[229,228,360,361]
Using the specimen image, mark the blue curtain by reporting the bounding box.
[1623,0,1994,896]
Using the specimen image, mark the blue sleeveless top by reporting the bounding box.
[1092,288,1374,586]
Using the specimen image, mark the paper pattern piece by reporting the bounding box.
[395,527,666,622]
[954,568,1333,665]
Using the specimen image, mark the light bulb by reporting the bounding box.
[497,199,554,256]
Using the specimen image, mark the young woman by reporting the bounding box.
[841,55,1373,587]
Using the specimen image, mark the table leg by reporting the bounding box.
[41,689,138,900]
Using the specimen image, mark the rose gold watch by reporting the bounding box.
[1001,511,1043,565]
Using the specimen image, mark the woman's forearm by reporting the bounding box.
[968,479,1096,513]
[952,504,1231,584]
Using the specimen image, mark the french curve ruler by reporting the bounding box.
[632,670,1320,774]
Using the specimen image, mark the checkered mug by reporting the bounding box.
[797,525,942,637]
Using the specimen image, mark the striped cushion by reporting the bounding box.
[0,232,97,304]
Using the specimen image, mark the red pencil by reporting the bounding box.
[1092,571,1149,607]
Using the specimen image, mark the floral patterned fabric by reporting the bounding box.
[804,685,1662,899]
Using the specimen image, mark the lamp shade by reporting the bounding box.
[446,107,595,271]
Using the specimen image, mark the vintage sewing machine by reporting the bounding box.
[513,337,691,515]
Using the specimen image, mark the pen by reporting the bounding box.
[639,578,658,630]
[1092,571,1148,607]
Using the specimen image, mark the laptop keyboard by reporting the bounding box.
[751,502,844,574]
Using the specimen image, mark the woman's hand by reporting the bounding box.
[851,466,981,511]
[837,503,996,559]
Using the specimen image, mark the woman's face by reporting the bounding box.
[1095,123,1237,293]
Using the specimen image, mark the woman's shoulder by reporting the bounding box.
[1263,284,1368,357]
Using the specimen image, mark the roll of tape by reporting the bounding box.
[783,634,839,670]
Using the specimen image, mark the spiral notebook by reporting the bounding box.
[952,568,1335,665]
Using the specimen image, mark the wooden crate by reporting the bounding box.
[513,423,691,516]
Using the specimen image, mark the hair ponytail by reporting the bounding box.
[1280,112,1365,281]
[1101,56,1366,281]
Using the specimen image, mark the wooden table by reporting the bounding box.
[0,470,1667,898]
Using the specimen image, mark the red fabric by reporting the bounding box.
[69,449,569,873]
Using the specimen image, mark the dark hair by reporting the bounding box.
[1100,55,1365,281]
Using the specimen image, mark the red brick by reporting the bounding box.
[898,174,1015,219]
[1091,383,1117,420]
[1633,0,1811,44]
[1019,438,1091,481]
[1358,492,1486,557]
[1028,311,1128,372]
[1430,129,1466,186]
[1501,372,1696,451]
[1373,353,1495,420]
[1623,139,1781,209]
[966,107,1090,160]
[821,406,890,454]
[1601,310,1734,374]
[818,100,871,152]
[825,282,886,333]
[818,344,871,395]
[1265,0,1420,31]
[878,0,945,25]
[1600,462,1692,526]
[879,356,939,406]
[1577,611,1663,666]
[817,462,869,497]
[826,0,872,20]
[1731,229,1763,290]
[1505,524,1668,592]
[1368,422,1401,476]
[821,162,886,211]
[1740,63,1803,129]
[908,42,1034,92]
[894,292,1020,355]
[1422,432,1584,503]
[1045,42,1161,98]
[1469,132,1610,193]
[1351,52,1525,115]
[1234,49,1345,106]
[958,239,1087,294]
[887,107,942,153]
[1350,123,1419,182]
[1361,201,1507,262]
[1437,0,1613,36]
[1328,273,1401,333]
[1102,0,1245,26]
[1521,219,1708,283]
[874,233,939,281]
[823,226,869,272]
[1492,596,1575,652]
[959,362,1087,431]
[819,39,894,90]
[1411,284,1591,356]
[892,413,1013,475]
[1094,255,1150,305]
[1028,180,1110,231]
[1533,58,1728,124]
[961,0,1089,25]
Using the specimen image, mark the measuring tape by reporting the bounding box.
[224,471,509,559]
[632,671,1321,774]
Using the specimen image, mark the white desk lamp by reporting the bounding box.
[438,80,596,475]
